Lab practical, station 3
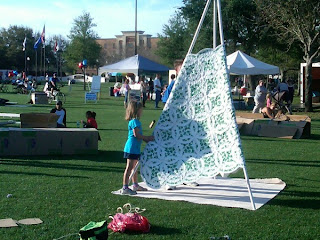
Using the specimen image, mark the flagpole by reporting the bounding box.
[44,44,46,77]
[23,36,26,77]
[40,47,43,77]
[24,49,27,76]
[60,52,62,80]
[35,49,38,79]
[56,52,58,75]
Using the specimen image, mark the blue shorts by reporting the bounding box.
[123,152,140,160]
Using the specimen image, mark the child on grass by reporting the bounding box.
[81,111,101,141]
[121,101,154,195]
[81,111,98,128]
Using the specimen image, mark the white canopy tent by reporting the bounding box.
[227,50,280,75]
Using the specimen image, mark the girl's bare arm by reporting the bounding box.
[133,127,154,142]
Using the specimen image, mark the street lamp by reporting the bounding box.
[26,57,30,75]
[96,59,99,75]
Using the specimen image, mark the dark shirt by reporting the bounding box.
[50,77,58,86]
[148,80,154,91]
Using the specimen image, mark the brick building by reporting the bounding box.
[94,31,161,75]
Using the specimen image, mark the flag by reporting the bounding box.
[22,37,26,51]
[34,37,41,49]
[54,39,60,52]
[41,25,45,44]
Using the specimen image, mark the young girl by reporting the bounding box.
[82,111,101,140]
[82,111,98,129]
[121,101,154,195]
[266,93,272,108]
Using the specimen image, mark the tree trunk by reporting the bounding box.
[280,68,287,83]
[304,58,313,112]
[247,75,254,91]
[297,70,300,97]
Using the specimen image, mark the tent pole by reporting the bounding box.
[243,166,256,210]
[187,0,212,55]
[134,0,138,55]
[216,0,224,44]
[213,0,217,48]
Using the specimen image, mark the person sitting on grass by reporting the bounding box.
[81,111,101,141]
[82,111,98,128]
[50,100,66,127]
[121,101,154,195]
[261,102,276,119]
[113,82,122,97]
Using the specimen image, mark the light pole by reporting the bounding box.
[96,59,99,75]
[26,57,30,76]
[134,0,137,55]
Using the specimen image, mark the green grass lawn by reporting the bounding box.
[0,83,319,240]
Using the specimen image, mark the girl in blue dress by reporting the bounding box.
[121,101,154,195]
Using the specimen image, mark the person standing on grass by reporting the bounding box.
[252,80,267,113]
[140,76,147,107]
[162,59,184,106]
[121,101,154,195]
[122,79,131,108]
[153,74,162,108]
[148,77,154,100]
[287,79,294,104]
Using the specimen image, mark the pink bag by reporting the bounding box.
[108,203,150,233]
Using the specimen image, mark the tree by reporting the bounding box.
[0,25,34,71]
[156,0,261,66]
[255,0,320,111]
[156,11,189,66]
[45,35,68,74]
[64,12,101,72]
[181,0,263,90]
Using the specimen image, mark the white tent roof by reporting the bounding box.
[227,51,280,75]
[98,55,170,76]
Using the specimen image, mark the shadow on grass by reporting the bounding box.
[1,150,124,161]
[86,150,124,163]
[98,128,127,131]
[119,225,182,236]
[0,151,125,171]
[0,170,90,179]
[269,198,320,210]
[310,134,320,140]
[150,225,182,235]
[242,135,320,142]
[246,158,320,167]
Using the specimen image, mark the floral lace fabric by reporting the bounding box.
[140,45,244,189]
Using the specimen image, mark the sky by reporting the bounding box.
[1,0,183,39]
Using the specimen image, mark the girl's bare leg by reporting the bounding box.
[132,163,139,184]
[123,159,138,186]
